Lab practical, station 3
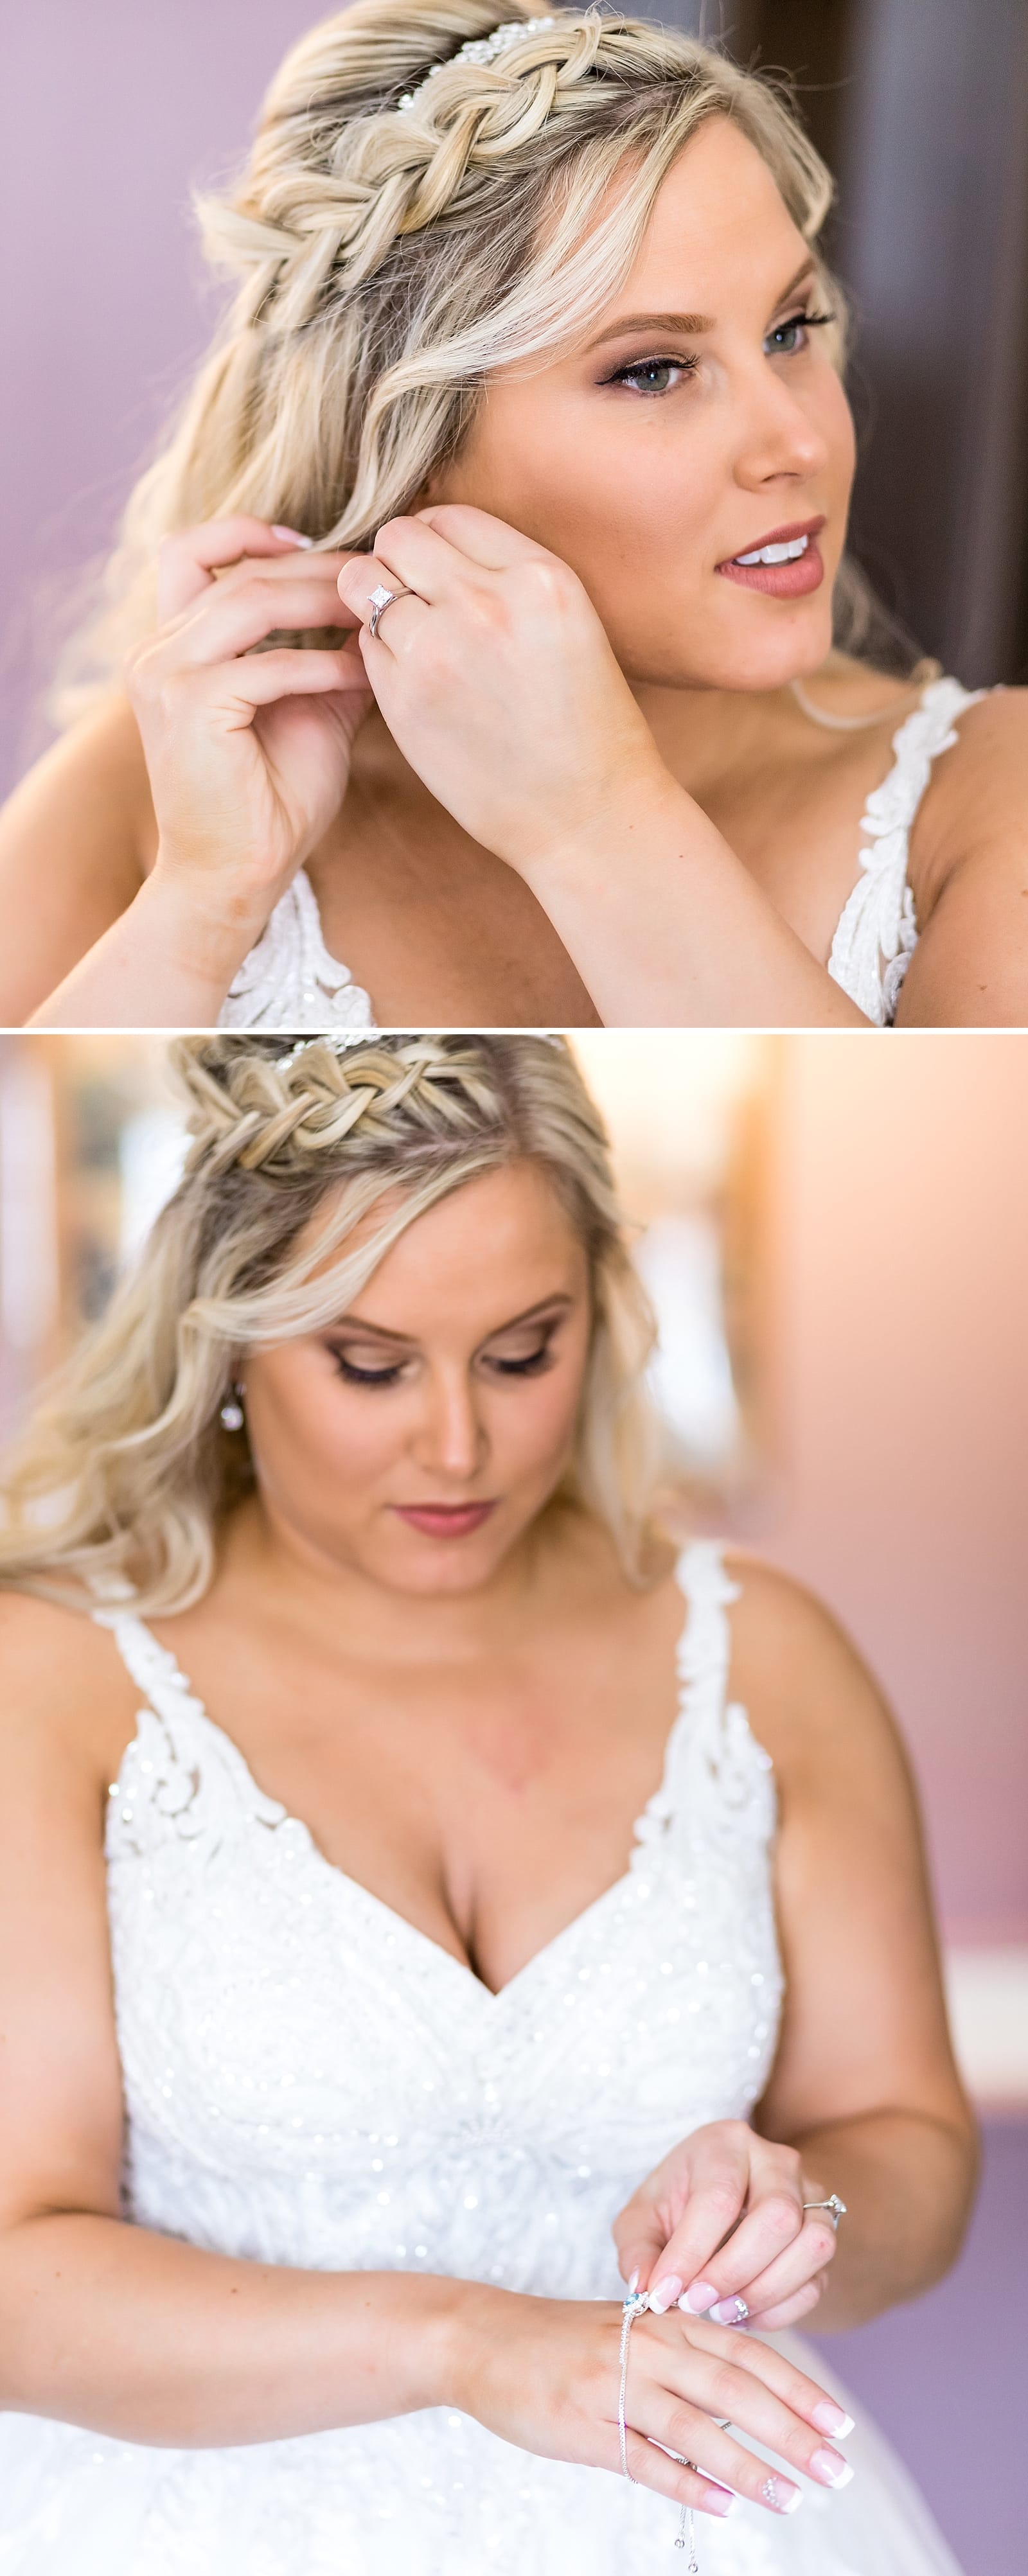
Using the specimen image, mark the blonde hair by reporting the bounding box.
[0,1033,660,1614]
[55,0,860,719]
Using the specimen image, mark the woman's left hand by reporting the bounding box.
[612,2121,842,2332]
[337,504,673,878]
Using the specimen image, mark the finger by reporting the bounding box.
[184,646,371,718]
[357,599,429,666]
[705,2214,838,2327]
[414,500,551,569]
[676,2188,807,2322]
[638,2397,806,2517]
[641,2142,752,2312]
[162,576,357,670]
[157,516,314,619]
[677,2313,854,2437]
[335,552,437,635]
[620,2430,738,2522]
[745,2279,827,2331]
[644,2360,853,2508]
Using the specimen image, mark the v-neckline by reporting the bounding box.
[112,1564,704,2006]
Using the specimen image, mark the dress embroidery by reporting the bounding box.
[827,678,986,1025]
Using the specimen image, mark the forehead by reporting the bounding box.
[603,114,807,313]
[305,1162,588,1325]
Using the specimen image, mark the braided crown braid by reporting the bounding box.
[55,1,846,716]
[0,1032,659,1616]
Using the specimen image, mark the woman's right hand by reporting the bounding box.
[449,2288,854,2523]
[126,516,373,953]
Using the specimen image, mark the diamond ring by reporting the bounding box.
[368,582,414,639]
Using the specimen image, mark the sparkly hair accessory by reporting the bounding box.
[274,1031,382,1073]
[274,1030,567,1074]
[397,17,567,113]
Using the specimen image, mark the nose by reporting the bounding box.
[733,358,831,493]
[411,1364,487,1485]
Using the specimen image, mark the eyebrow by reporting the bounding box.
[329,1293,574,1349]
[584,257,818,353]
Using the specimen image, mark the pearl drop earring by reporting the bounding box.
[220,1384,245,1432]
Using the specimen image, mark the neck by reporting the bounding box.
[216,1489,599,1666]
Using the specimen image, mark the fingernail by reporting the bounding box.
[810,2447,855,2489]
[702,2487,739,2516]
[812,2403,854,2437]
[272,525,314,546]
[709,2296,749,2325]
[761,2476,802,2514]
[648,2273,683,2314]
[680,2280,718,2314]
[628,2268,641,2293]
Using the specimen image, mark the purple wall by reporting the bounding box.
[0,0,318,795]
[810,2120,1027,2576]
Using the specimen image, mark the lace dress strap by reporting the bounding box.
[827,676,987,1026]
[218,869,376,1032]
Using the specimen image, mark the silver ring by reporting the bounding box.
[368,581,413,639]
[803,2194,847,2230]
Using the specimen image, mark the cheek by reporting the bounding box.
[492,1364,585,1483]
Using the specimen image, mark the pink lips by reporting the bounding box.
[391,1502,498,1540]
[716,515,826,599]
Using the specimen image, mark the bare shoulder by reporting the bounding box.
[917,684,1028,869]
[0,693,157,1021]
[0,691,155,856]
[0,1589,137,1797]
[721,1551,907,1794]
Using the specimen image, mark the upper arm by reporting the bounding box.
[897,690,1028,1026]
[724,1558,971,2145]
[0,698,155,1023]
[0,1596,131,2228]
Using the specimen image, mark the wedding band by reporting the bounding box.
[368,582,413,638]
[803,2194,847,2229]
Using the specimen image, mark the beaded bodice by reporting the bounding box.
[98,1544,783,2295]
[216,678,982,1033]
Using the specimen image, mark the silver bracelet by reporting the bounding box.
[618,2290,699,2568]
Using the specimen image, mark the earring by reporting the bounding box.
[220,1383,245,1432]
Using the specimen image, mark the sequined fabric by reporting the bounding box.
[0,1545,963,2572]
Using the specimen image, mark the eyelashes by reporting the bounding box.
[330,1345,555,1389]
[605,308,837,397]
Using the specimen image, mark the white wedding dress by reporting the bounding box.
[0,1544,964,2573]
[217,678,984,1033]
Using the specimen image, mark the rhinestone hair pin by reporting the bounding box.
[397,17,565,112]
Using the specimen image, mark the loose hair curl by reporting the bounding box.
[0,1033,660,1615]
[55,0,905,719]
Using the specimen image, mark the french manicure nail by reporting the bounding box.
[761,2476,802,2514]
[680,2279,719,2314]
[709,2296,749,2325]
[812,2403,855,2437]
[702,2487,739,2517]
[648,2273,683,2313]
[810,2447,855,2489]
[272,525,314,546]
[628,2269,641,2293]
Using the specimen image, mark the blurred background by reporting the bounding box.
[3,0,1028,800]
[0,1026,1025,2570]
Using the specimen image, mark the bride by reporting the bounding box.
[1,3,1025,1031]
[0,1031,975,2572]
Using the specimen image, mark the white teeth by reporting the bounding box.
[734,534,810,566]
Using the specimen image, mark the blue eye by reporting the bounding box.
[765,309,835,356]
[607,356,698,398]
